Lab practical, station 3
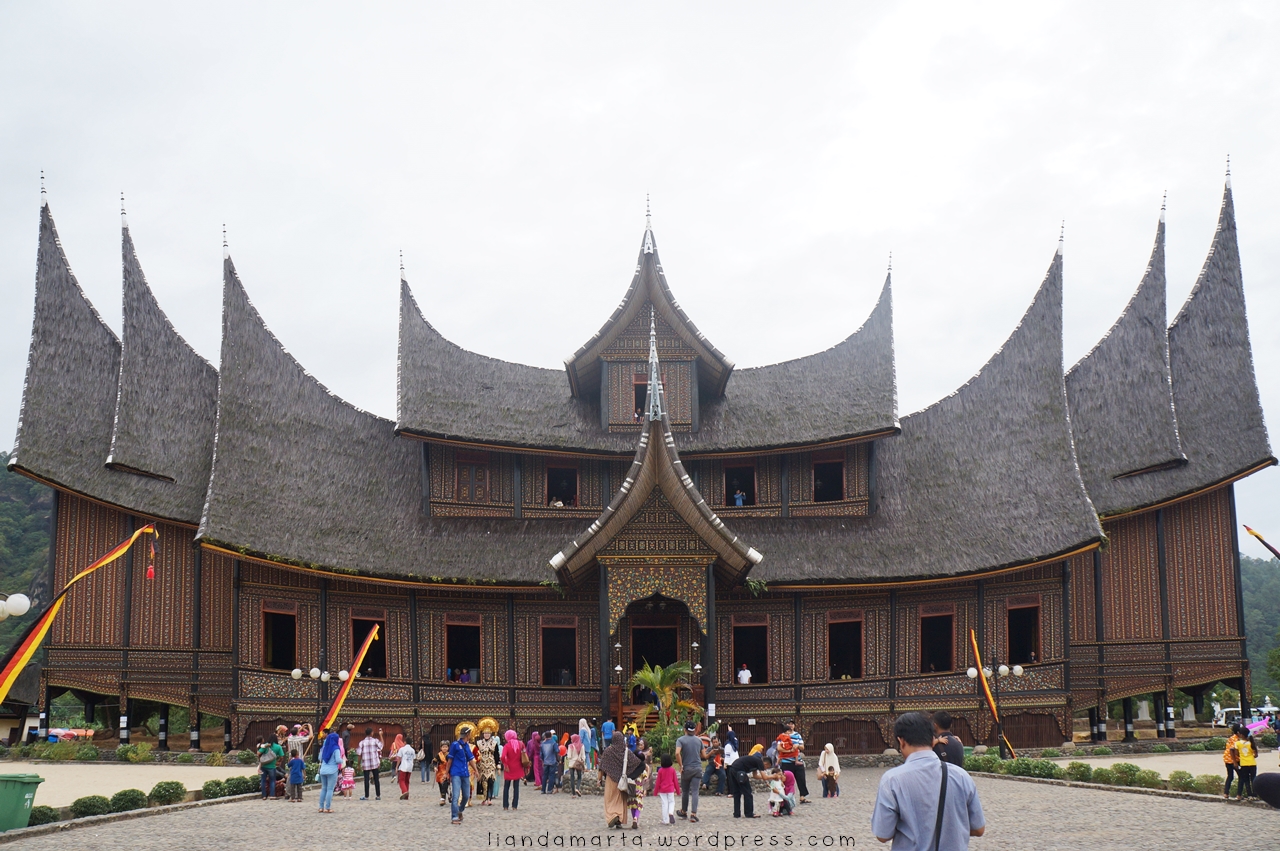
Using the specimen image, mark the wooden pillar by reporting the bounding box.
[118,694,130,746]
[1229,484,1251,710]
[599,563,611,723]
[1087,707,1098,743]
[319,578,329,732]
[157,704,170,751]
[780,456,791,519]
[888,589,897,707]
[223,717,233,753]
[189,710,202,752]
[867,440,880,515]
[38,685,50,742]
[1154,692,1166,738]
[704,563,716,715]
[1122,697,1136,742]
[1093,550,1105,710]
[83,694,97,731]
[420,442,432,517]
[507,594,517,712]
[792,593,802,711]
[121,516,135,672]
[513,457,523,520]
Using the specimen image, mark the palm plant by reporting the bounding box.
[627,660,703,755]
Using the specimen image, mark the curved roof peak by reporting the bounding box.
[1065,209,1184,513]
[564,223,734,399]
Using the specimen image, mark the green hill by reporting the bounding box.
[0,452,51,656]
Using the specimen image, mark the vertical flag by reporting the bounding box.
[320,623,379,731]
[969,629,1017,759]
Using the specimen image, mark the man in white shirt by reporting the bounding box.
[737,664,752,685]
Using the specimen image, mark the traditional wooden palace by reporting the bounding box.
[8,180,1271,751]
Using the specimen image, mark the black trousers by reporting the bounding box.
[782,761,809,798]
[503,778,520,809]
[1225,763,1239,797]
[363,768,381,798]
[728,770,754,818]
[1239,765,1257,798]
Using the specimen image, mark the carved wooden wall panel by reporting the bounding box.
[52,495,127,646]
[1067,552,1095,644]
[201,551,235,651]
[1099,513,1162,641]
[130,521,194,648]
[1164,488,1237,638]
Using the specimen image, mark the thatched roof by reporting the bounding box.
[105,217,219,519]
[197,262,577,583]
[564,224,735,399]
[1065,213,1185,514]
[8,201,208,524]
[550,314,761,587]
[396,263,897,455]
[1066,182,1273,516]
[741,248,1104,583]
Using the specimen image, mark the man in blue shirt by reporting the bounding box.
[872,712,985,850]
[601,718,615,757]
[448,727,475,824]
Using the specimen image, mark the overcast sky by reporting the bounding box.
[2,2,1278,557]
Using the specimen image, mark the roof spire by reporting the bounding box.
[40,171,46,207]
[399,249,406,281]
[1057,221,1064,256]
[1225,154,1232,190]
[222,224,229,260]
[647,305,664,421]
[1160,191,1166,223]
[887,251,892,273]
[646,194,651,231]
[121,192,128,229]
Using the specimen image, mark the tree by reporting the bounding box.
[627,660,703,756]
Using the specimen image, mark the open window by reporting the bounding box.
[732,617,769,684]
[352,616,387,679]
[1007,598,1041,665]
[633,380,648,421]
[813,459,845,502]
[919,608,954,673]
[446,615,481,683]
[547,466,578,507]
[262,603,297,671]
[541,617,578,686]
[827,612,863,680]
[724,465,756,506]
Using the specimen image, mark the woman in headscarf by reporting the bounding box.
[578,719,592,770]
[475,727,499,805]
[565,733,586,797]
[749,743,764,756]
[599,733,645,828]
[317,727,342,813]
[723,726,740,768]
[501,729,526,811]
[391,733,415,800]
[817,742,840,797]
[526,730,543,788]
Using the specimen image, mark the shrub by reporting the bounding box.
[236,749,258,765]
[27,805,59,826]
[205,751,227,767]
[1090,746,1113,756]
[126,743,154,763]
[202,779,227,800]
[0,744,9,759]
[1150,744,1171,753]
[1110,763,1141,787]
[1167,770,1196,792]
[380,758,392,773]
[1135,769,1163,789]
[1039,748,1061,758]
[1262,732,1278,748]
[17,744,33,759]
[1005,758,1036,777]
[1187,743,1207,752]
[109,788,148,812]
[1091,767,1116,785]
[1065,761,1093,782]
[176,752,194,764]
[47,741,78,761]
[70,795,112,818]
[149,780,186,806]
[964,753,1000,774]
[1194,774,1224,796]
[114,744,134,761]
[1206,736,1227,751]
[225,775,257,795]
[76,744,100,761]
[1032,760,1064,779]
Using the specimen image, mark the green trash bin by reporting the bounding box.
[0,774,45,831]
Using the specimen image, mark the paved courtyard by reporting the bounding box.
[7,767,1279,850]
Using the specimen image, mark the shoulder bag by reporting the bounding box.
[931,759,948,851]
[616,747,631,793]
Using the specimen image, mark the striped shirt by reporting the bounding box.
[357,736,383,770]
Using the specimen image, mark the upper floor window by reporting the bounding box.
[919,606,954,673]
[828,612,863,680]
[262,603,297,671]
[633,379,648,421]
[724,465,756,506]
[1007,597,1041,665]
[813,459,845,502]
[547,466,578,507]
[352,616,387,679]
[456,462,487,502]
[446,614,482,684]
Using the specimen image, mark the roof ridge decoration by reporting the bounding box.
[104,205,219,518]
[548,311,762,588]
[9,198,194,524]
[1064,204,1186,514]
[564,215,734,399]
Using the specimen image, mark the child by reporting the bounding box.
[627,763,648,829]
[653,753,679,825]
[817,743,840,798]
[287,749,305,802]
[767,769,795,816]
[340,761,356,798]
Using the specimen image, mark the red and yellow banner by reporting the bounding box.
[1244,525,1280,561]
[969,629,1017,759]
[320,623,379,732]
[0,524,158,706]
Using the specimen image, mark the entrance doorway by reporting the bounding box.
[631,626,678,672]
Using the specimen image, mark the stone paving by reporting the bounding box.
[7,767,1280,850]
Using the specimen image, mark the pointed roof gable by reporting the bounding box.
[1086,179,1274,512]
[105,213,219,518]
[9,200,196,523]
[694,273,897,450]
[731,248,1103,582]
[1065,209,1185,515]
[564,223,734,399]
[549,312,761,587]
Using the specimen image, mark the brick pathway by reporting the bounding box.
[8,768,1279,850]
